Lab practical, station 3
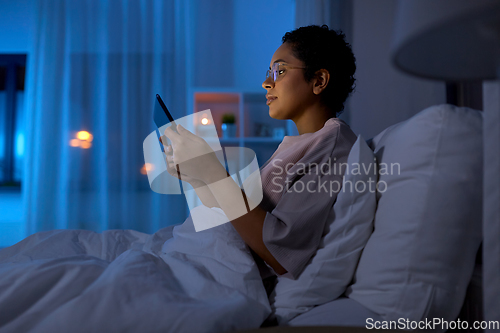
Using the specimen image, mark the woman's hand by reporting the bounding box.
[163,142,205,187]
[163,124,227,184]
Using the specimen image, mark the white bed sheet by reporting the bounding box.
[0,206,270,333]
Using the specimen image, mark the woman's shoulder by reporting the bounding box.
[308,117,357,150]
[324,117,355,135]
[281,117,352,144]
[300,118,357,166]
[327,118,357,144]
[262,118,357,170]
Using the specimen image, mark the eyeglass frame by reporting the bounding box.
[265,62,306,82]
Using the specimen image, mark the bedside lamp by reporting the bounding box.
[390,0,500,326]
[391,0,500,80]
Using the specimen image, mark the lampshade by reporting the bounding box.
[391,0,500,81]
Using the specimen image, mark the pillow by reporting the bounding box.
[346,104,483,325]
[288,297,383,327]
[271,135,377,324]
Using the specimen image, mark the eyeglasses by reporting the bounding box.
[265,62,306,82]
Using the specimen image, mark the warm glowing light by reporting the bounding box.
[201,117,209,125]
[77,131,91,141]
[80,141,92,149]
[141,163,154,175]
[69,139,81,147]
[71,131,94,148]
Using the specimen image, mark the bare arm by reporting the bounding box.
[189,180,220,209]
[163,128,286,274]
[205,166,287,275]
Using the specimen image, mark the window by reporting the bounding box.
[0,54,26,189]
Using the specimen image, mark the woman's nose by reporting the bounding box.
[262,77,274,90]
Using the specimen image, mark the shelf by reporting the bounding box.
[186,89,288,211]
[219,137,283,143]
[243,137,283,143]
[190,87,265,94]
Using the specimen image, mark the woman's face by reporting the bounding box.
[262,43,315,121]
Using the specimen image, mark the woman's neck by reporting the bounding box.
[293,105,336,135]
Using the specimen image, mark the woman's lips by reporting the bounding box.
[266,96,277,105]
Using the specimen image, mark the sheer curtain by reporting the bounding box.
[23,0,189,235]
[294,0,353,124]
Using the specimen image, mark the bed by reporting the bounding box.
[266,104,483,331]
[0,210,270,333]
[0,104,483,333]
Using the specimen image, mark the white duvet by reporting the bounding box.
[0,206,270,333]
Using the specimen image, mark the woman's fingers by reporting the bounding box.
[165,158,186,181]
[176,124,199,141]
[161,141,173,156]
[159,135,170,145]
[165,156,178,176]
[165,124,204,144]
[166,152,175,165]
[164,125,180,142]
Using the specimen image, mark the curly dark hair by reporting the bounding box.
[282,25,356,116]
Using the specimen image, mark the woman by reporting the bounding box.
[163,25,357,281]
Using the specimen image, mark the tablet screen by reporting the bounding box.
[153,94,176,130]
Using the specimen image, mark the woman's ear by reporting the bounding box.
[312,69,330,95]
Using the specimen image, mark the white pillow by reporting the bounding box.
[271,135,377,324]
[346,104,483,325]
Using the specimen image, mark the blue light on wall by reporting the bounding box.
[14,91,24,181]
[0,92,5,180]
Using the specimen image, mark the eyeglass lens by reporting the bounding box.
[266,63,280,82]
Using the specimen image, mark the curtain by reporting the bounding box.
[294,0,353,125]
[295,0,332,28]
[23,0,189,235]
[295,0,352,32]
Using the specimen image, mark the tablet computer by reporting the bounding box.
[153,94,178,133]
